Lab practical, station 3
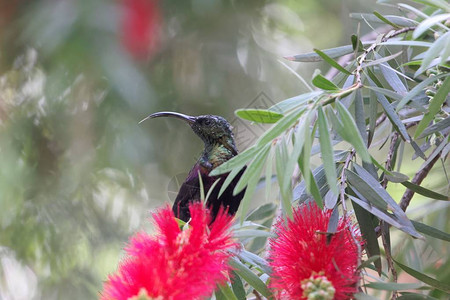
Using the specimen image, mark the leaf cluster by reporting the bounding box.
[212,1,450,298]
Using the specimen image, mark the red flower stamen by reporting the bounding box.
[100,202,237,300]
[268,203,361,300]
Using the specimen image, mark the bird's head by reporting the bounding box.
[140,112,237,154]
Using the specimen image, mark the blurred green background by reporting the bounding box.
[0,0,436,299]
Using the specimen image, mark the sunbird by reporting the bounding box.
[140,112,246,222]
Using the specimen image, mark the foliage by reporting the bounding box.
[212,1,450,298]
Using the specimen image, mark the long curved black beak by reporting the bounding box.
[139,112,196,125]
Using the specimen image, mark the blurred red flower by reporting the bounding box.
[268,203,361,300]
[120,0,161,59]
[100,203,236,300]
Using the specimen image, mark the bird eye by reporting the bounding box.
[204,119,211,125]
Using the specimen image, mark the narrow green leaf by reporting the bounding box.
[310,169,325,209]
[336,101,372,162]
[234,230,274,239]
[235,145,271,223]
[327,206,339,234]
[354,89,368,145]
[314,49,352,75]
[364,51,403,68]
[394,259,450,293]
[269,91,322,114]
[237,250,272,274]
[265,149,274,201]
[346,170,388,210]
[397,293,439,300]
[229,258,273,298]
[351,34,365,52]
[276,139,293,218]
[358,255,381,270]
[371,155,393,176]
[218,167,242,198]
[318,107,338,196]
[380,40,432,47]
[234,145,270,194]
[312,74,340,91]
[442,35,450,64]
[280,137,303,208]
[376,54,408,96]
[401,181,448,201]
[373,11,402,28]
[286,42,373,62]
[246,203,277,222]
[415,76,450,138]
[256,107,306,147]
[354,293,379,300]
[298,161,324,209]
[282,121,306,194]
[410,140,427,160]
[365,86,402,101]
[235,109,283,124]
[367,77,411,142]
[412,220,450,242]
[400,60,424,67]
[230,271,246,300]
[215,289,226,300]
[413,13,450,39]
[326,105,345,133]
[301,122,312,193]
[384,171,409,183]
[324,189,338,209]
[231,221,267,230]
[396,73,449,111]
[198,170,205,201]
[350,195,415,237]
[211,146,259,176]
[349,164,422,238]
[365,282,423,291]
[218,283,238,300]
[419,136,449,173]
[376,90,410,141]
[350,13,417,27]
[418,116,450,139]
[175,218,187,227]
[293,164,341,204]
[205,178,222,202]
[415,31,450,76]
[368,90,378,146]
[412,0,450,12]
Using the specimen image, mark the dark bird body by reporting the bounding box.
[140,112,245,222]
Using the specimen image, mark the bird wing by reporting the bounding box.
[172,164,247,222]
[172,164,211,221]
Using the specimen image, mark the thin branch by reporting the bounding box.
[355,27,415,87]
[382,133,400,188]
[375,113,387,127]
[253,290,262,300]
[321,27,415,107]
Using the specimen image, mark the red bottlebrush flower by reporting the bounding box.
[100,203,237,300]
[120,0,161,59]
[268,203,361,300]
